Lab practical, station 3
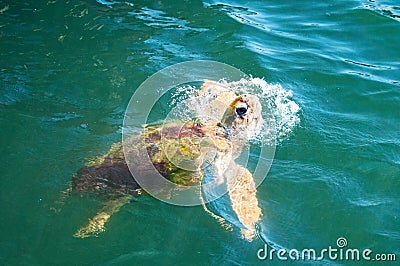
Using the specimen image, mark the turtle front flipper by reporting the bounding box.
[73,196,130,238]
[225,164,262,241]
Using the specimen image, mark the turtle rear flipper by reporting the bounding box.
[50,181,73,213]
[73,196,130,238]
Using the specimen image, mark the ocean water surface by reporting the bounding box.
[0,0,399,265]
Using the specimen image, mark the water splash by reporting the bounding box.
[169,77,301,143]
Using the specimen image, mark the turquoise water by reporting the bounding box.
[1,0,399,265]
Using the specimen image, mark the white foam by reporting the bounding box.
[169,77,301,143]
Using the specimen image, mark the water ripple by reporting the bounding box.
[361,1,400,21]
[344,59,392,70]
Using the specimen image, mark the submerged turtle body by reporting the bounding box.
[73,142,137,197]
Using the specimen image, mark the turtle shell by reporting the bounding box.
[72,122,218,197]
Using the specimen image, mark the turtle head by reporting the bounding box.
[221,94,264,138]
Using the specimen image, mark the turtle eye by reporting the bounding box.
[236,107,247,116]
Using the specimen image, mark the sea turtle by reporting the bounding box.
[65,80,264,240]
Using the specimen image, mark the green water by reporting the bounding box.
[1,0,399,265]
